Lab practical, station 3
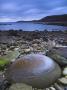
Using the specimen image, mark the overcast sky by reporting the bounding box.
[0,0,67,22]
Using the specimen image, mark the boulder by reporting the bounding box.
[46,49,67,66]
[5,54,61,89]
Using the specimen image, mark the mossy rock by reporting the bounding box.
[0,57,10,71]
[46,49,67,66]
[0,50,20,71]
[0,50,20,61]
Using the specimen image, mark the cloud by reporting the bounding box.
[48,6,67,15]
[52,6,67,12]
[0,0,67,22]
[0,17,14,22]
[24,8,43,15]
[1,2,19,11]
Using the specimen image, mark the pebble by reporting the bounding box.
[54,83,64,90]
[49,87,56,90]
[24,48,31,53]
[63,67,67,76]
[58,77,67,85]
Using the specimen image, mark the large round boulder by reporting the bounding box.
[5,54,61,89]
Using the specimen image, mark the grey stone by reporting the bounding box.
[46,49,67,66]
[5,54,61,89]
[63,67,67,76]
[54,83,64,90]
[58,77,67,85]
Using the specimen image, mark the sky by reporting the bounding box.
[0,0,67,22]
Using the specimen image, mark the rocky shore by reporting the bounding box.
[0,30,67,90]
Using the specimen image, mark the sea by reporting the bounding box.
[0,22,67,31]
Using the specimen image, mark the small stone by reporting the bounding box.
[14,48,19,51]
[46,88,50,90]
[58,77,67,85]
[49,87,56,90]
[54,83,64,90]
[63,67,67,76]
[11,59,15,62]
[24,48,31,53]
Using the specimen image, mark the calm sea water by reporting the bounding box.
[0,22,67,31]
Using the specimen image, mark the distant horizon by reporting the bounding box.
[0,0,67,22]
[0,14,67,22]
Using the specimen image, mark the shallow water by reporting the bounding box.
[0,22,67,31]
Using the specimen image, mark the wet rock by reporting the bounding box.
[46,49,67,66]
[5,54,61,89]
